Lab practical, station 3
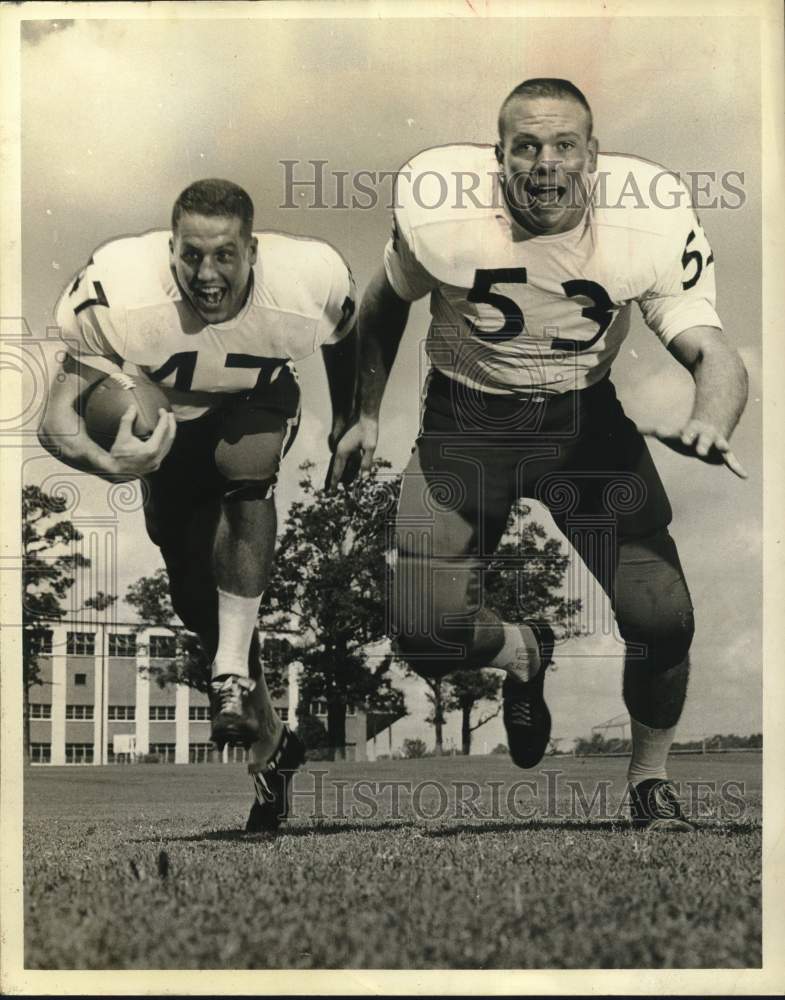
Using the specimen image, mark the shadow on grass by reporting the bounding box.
[420,818,761,837]
[129,815,760,844]
[129,819,421,844]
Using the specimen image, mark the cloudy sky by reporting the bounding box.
[18,11,762,744]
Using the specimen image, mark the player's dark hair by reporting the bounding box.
[498,78,593,139]
[171,179,255,239]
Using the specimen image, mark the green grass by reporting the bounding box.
[24,753,761,969]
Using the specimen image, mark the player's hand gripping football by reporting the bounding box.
[108,406,177,478]
[325,416,379,491]
[641,418,747,479]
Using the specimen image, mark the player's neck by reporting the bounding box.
[504,199,588,239]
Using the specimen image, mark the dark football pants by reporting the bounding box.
[143,364,300,672]
[392,370,694,680]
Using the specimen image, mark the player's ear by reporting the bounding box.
[248,236,258,265]
[168,236,175,259]
[587,136,599,173]
[494,142,504,165]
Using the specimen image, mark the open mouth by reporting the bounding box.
[526,184,566,207]
[192,285,226,309]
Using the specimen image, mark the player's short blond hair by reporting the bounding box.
[498,78,593,140]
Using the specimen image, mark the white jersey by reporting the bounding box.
[56,230,356,419]
[384,144,721,394]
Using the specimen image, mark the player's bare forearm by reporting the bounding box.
[321,324,358,440]
[38,428,119,478]
[642,325,749,478]
[357,267,411,419]
[38,361,175,481]
[38,363,124,478]
[671,325,748,437]
[325,270,410,489]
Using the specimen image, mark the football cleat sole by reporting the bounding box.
[629,778,695,832]
[245,726,306,833]
[502,621,555,769]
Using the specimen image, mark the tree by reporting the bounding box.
[124,568,290,695]
[422,675,447,755]
[443,671,503,755]
[402,737,428,759]
[261,461,406,759]
[124,568,214,693]
[125,568,173,626]
[22,485,116,758]
[411,499,580,755]
[294,711,330,761]
[484,501,580,628]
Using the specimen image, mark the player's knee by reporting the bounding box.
[391,553,479,676]
[221,477,277,503]
[615,531,694,669]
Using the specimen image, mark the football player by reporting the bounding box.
[39,179,358,831]
[331,79,749,829]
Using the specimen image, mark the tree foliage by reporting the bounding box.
[124,567,211,692]
[412,500,580,754]
[443,671,503,755]
[402,737,428,759]
[484,501,579,628]
[260,461,406,758]
[22,485,116,756]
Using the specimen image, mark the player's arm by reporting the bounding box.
[326,214,435,490]
[326,269,412,489]
[38,355,176,482]
[637,203,748,478]
[650,325,748,477]
[39,281,175,480]
[322,322,357,442]
[320,264,359,454]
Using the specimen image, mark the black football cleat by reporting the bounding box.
[502,621,555,769]
[245,726,306,833]
[629,778,695,832]
[208,673,261,751]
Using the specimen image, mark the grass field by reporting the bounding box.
[24,752,761,970]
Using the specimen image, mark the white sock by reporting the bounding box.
[488,623,541,684]
[627,718,677,785]
[212,589,264,679]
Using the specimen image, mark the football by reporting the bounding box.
[84,371,171,450]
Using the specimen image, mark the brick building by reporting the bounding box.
[26,622,372,764]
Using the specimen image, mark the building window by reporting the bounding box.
[189,742,213,763]
[67,632,95,655]
[108,705,135,721]
[149,742,175,763]
[66,704,94,721]
[228,746,249,764]
[28,703,52,720]
[312,700,328,717]
[28,629,53,655]
[108,633,137,657]
[278,707,288,723]
[65,742,93,764]
[30,743,51,764]
[149,635,176,658]
[188,705,210,721]
[149,705,176,721]
[74,673,87,686]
